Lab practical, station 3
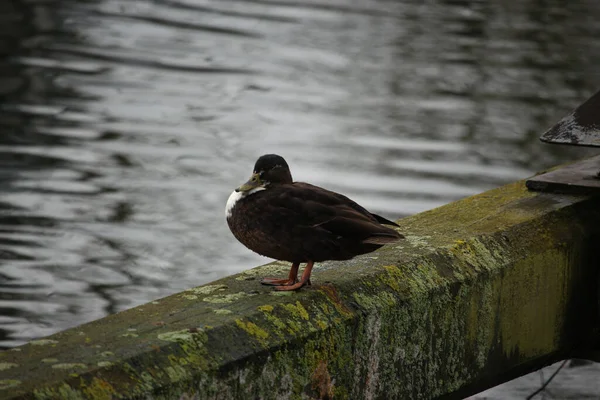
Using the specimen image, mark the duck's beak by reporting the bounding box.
[236,173,262,193]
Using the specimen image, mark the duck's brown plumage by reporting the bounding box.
[227,182,402,263]
[226,154,403,290]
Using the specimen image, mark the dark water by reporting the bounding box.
[468,360,600,399]
[0,0,599,396]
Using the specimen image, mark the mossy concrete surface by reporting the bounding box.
[1,180,599,399]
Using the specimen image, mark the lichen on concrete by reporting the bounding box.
[236,263,290,281]
[158,329,203,343]
[28,339,58,346]
[213,309,233,315]
[0,380,21,390]
[96,361,113,368]
[0,363,18,371]
[270,291,295,297]
[202,291,256,304]
[186,284,228,295]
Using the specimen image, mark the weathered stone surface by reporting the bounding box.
[0,180,599,399]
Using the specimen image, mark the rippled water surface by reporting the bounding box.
[1,0,600,394]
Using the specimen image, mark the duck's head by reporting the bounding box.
[235,154,293,193]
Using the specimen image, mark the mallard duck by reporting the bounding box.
[226,154,404,291]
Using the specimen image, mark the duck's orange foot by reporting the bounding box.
[273,261,314,291]
[273,280,309,291]
[260,277,297,286]
[260,262,299,287]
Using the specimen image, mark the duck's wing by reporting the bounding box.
[272,183,403,243]
[314,214,403,244]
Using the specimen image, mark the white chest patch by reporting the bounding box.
[225,187,266,218]
[225,190,243,218]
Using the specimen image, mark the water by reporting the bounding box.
[468,360,600,399]
[0,0,599,396]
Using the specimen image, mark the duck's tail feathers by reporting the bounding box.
[362,232,404,245]
[371,213,400,227]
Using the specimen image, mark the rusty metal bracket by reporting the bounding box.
[527,89,600,194]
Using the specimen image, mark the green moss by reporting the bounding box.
[381,265,407,294]
[34,383,85,400]
[0,380,21,390]
[352,291,397,311]
[282,301,309,321]
[81,377,117,400]
[260,308,291,337]
[498,249,570,357]
[51,363,87,370]
[235,319,269,346]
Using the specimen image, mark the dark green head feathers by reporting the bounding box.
[235,154,293,193]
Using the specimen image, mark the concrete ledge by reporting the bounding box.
[1,180,599,399]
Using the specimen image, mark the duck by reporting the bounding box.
[226,154,404,291]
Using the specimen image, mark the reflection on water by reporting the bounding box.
[0,0,598,364]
